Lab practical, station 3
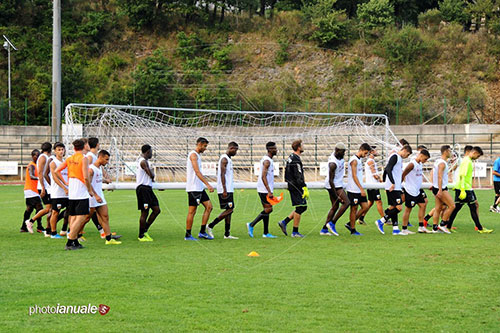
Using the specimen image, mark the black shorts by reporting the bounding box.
[403,189,426,208]
[136,185,159,210]
[419,189,427,199]
[187,190,210,207]
[51,198,69,212]
[25,196,42,208]
[386,190,403,206]
[326,187,344,197]
[38,190,51,205]
[432,187,448,196]
[68,199,89,216]
[495,181,500,195]
[289,187,307,207]
[218,193,235,209]
[258,192,271,205]
[347,192,367,206]
[367,189,382,202]
[454,189,477,204]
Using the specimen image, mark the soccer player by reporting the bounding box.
[321,142,349,236]
[48,142,69,239]
[401,149,430,234]
[185,137,214,241]
[55,139,94,250]
[89,150,122,244]
[345,143,371,236]
[247,142,278,238]
[85,137,104,237]
[26,142,52,234]
[491,155,500,213]
[207,142,239,239]
[278,139,309,238]
[447,146,493,233]
[22,149,44,233]
[136,144,161,242]
[358,146,384,225]
[429,145,455,234]
[375,145,412,235]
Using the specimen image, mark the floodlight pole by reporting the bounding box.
[3,35,17,121]
[51,0,62,140]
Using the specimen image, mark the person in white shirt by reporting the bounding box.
[207,142,239,239]
[247,142,278,239]
[430,145,455,233]
[47,142,69,238]
[401,149,430,234]
[185,137,214,241]
[375,145,412,235]
[320,142,349,236]
[84,137,104,237]
[345,143,371,236]
[358,146,384,225]
[88,150,121,245]
[135,144,161,242]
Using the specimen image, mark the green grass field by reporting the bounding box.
[1,185,499,332]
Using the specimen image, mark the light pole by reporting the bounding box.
[52,0,62,140]
[3,35,17,122]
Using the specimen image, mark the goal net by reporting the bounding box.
[63,103,402,189]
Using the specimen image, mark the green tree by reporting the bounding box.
[304,0,351,47]
[357,0,395,32]
[439,0,470,25]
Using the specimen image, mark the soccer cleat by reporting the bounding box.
[351,231,363,236]
[105,239,122,245]
[100,232,106,239]
[478,228,493,234]
[184,235,198,241]
[224,235,239,239]
[392,229,405,236]
[111,234,122,239]
[25,220,34,234]
[138,236,152,242]
[423,217,429,228]
[36,227,45,233]
[407,223,413,227]
[20,228,28,233]
[65,245,83,251]
[44,231,51,238]
[327,222,339,236]
[401,229,415,235]
[430,228,440,234]
[375,219,385,234]
[78,236,86,242]
[262,233,277,238]
[489,206,500,213]
[418,226,430,233]
[357,219,366,225]
[246,223,254,238]
[291,232,304,238]
[198,232,214,240]
[206,226,214,238]
[437,225,451,234]
[59,230,67,236]
[144,232,154,241]
[51,234,63,239]
[320,229,332,236]
[278,220,288,236]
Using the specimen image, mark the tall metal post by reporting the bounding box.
[52,0,62,140]
[3,35,17,122]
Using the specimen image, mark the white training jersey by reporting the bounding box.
[432,158,449,189]
[136,156,153,187]
[404,159,422,197]
[217,154,234,193]
[186,150,205,192]
[86,151,98,165]
[50,157,68,199]
[36,153,51,193]
[324,153,345,189]
[89,164,106,207]
[385,153,403,191]
[257,155,274,193]
[346,155,364,193]
[365,157,379,184]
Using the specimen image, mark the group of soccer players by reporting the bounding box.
[21,136,496,249]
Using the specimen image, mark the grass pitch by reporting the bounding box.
[1,185,499,332]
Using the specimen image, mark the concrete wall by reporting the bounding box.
[391,124,500,136]
[0,126,51,137]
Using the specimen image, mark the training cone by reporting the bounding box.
[247,251,260,257]
[267,192,284,206]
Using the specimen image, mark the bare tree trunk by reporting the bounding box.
[212,2,218,23]
[220,2,225,23]
[259,0,265,16]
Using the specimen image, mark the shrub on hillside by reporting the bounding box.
[303,0,351,47]
[379,26,436,64]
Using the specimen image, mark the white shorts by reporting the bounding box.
[89,196,107,208]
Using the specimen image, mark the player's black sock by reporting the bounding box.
[66,239,73,246]
[209,217,223,229]
[424,214,431,221]
[448,203,463,228]
[106,234,111,241]
[468,203,482,230]
[402,225,407,230]
[185,229,192,237]
[250,211,266,227]
[293,226,299,233]
[57,210,66,222]
[36,218,43,230]
[358,215,365,222]
[392,214,399,227]
[322,224,328,230]
[200,224,206,233]
[440,220,447,227]
[263,215,270,234]
[23,210,31,222]
[494,196,498,206]
[224,222,230,237]
[351,228,356,234]
[283,217,292,225]
[78,233,83,238]
[91,213,102,232]
[419,222,424,227]
[51,230,56,236]
[432,224,438,231]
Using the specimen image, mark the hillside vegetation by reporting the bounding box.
[1,0,500,125]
